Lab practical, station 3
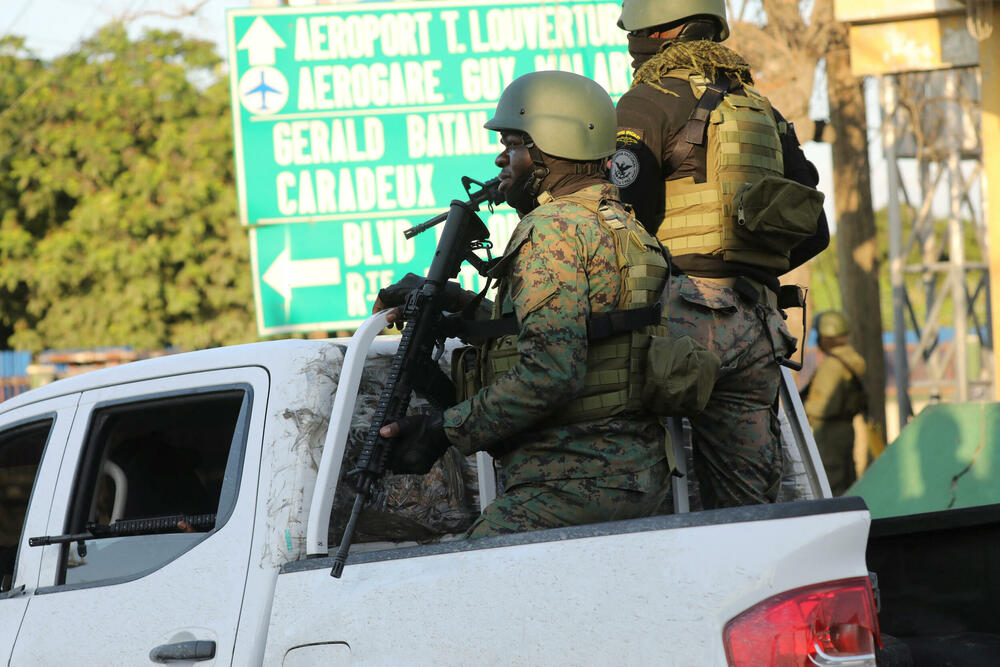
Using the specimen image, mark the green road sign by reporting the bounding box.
[227,0,630,335]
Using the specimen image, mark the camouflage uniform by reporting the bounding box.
[666,275,794,507]
[442,183,669,537]
[803,344,867,496]
[612,39,828,508]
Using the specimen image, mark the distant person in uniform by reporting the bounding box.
[801,311,868,495]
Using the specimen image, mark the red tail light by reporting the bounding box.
[724,577,880,667]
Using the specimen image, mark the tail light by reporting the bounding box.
[724,577,880,667]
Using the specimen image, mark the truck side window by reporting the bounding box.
[0,419,52,592]
[58,389,248,587]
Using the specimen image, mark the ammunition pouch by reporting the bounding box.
[642,334,720,415]
[732,175,823,257]
[451,345,483,402]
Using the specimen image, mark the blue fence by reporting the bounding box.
[0,350,32,401]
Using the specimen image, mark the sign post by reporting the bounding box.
[227,1,630,335]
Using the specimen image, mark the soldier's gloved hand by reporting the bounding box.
[373,273,468,315]
[380,411,452,475]
[374,273,423,313]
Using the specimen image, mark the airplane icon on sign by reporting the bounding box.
[238,66,288,115]
[248,71,281,111]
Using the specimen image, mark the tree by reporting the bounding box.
[726,0,887,436]
[0,25,255,352]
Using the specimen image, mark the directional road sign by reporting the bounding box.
[227,1,631,335]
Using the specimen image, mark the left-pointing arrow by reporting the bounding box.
[263,248,342,302]
[237,16,286,66]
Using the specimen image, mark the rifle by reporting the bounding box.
[330,176,503,578]
[29,513,216,558]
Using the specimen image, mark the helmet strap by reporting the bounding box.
[524,141,550,196]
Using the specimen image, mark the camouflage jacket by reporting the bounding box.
[803,344,868,423]
[442,183,665,490]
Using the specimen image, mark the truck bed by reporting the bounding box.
[265,497,870,666]
[868,503,1000,666]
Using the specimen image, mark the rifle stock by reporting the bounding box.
[331,177,501,578]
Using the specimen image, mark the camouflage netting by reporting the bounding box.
[328,349,482,545]
[633,40,754,95]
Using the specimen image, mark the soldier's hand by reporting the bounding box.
[176,520,197,533]
[373,273,472,316]
[380,412,451,475]
[373,273,424,315]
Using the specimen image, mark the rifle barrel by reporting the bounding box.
[404,177,501,239]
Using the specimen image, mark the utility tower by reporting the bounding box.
[835,0,1000,429]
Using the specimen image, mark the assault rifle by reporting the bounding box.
[29,513,216,557]
[330,176,503,578]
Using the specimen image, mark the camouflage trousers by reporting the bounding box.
[464,463,670,539]
[666,275,796,509]
[812,418,857,496]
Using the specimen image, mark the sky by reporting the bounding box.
[3,0,893,224]
[5,0,247,61]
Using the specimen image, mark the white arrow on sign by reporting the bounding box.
[263,247,342,303]
[237,17,286,66]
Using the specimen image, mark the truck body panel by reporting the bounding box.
[265,499,870,666]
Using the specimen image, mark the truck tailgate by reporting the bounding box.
[263,497,869,666]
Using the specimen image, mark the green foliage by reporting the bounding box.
[0,26,255,352]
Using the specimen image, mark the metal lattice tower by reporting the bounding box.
[881,68,994,428]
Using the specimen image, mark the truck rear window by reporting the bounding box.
[58,389,248,587]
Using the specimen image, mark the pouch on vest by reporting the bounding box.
[451,345,482,402]
[641,334,721,416]
[732,175,824,254]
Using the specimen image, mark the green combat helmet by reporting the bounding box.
[815,311,850,338]
[618,0,730,41]
[483,71,616,161]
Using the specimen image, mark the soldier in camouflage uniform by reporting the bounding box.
[802,311,868,496]
[611,0,829,508]
[379,71,672,538]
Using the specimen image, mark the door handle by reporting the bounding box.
[149,640,216,663]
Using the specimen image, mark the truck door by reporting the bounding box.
[11,368,268,665]
[0,394,78,666]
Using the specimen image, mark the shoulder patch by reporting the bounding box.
[616,128,643,147]
[610,149,639,188]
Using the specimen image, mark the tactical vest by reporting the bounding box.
[657,71,817,272]
[458,188,670,425]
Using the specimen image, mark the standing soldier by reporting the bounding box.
[379,71,674,537]
[612,0,830,508]
[802,311,868,496]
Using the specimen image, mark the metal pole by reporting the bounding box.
[947,71,970,401]
[882,75,913,424]
[979,21,1000,400]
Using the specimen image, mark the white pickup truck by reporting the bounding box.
[0,312,879,666]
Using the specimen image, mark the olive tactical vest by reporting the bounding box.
[474,189,670,424]
[658,72,793,271]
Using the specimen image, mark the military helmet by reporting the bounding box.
[618,0,730,41]
[484,71,617,161]
[815,310,850,338]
